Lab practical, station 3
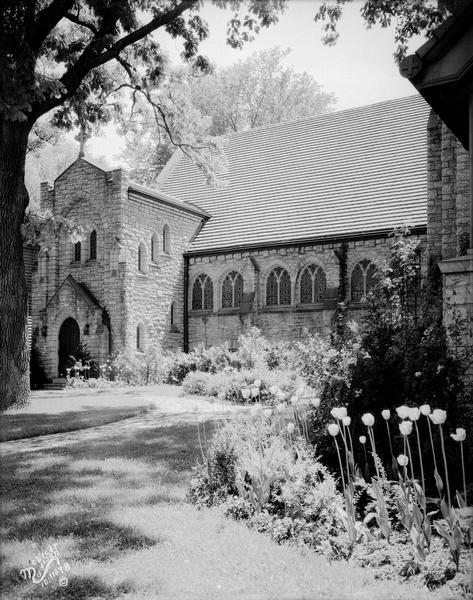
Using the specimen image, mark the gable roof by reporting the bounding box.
[157,95,430,255]
[46,274,102,310]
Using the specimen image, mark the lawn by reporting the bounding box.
[0,397,458,600]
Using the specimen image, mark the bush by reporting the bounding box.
[100,348,164,386]
[181,367,306,403]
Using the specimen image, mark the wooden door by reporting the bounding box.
[58,317,80,376]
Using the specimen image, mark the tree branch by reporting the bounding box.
[64,11,98,35]
[27,0,75,54]
[30,0,197,120]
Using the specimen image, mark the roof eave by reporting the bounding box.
[184,225,427,257]
[127,183,211,219]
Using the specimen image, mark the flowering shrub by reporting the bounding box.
[181,368,306,403]
[99,348,164,386]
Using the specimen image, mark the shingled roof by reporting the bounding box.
[157,95,430,254]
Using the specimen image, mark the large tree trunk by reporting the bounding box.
[0,119,31,409]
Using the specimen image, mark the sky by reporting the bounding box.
[88,0,425,159]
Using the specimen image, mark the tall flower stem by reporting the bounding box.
[414,421,425,493]
[385,420,394,461]
[346,426,354,459]
[340,423,351,481]
[367,427,380,479]
[460,441,467,505]
[426,416,438,473]
[406,436,415,482]
[333,437,346,494]
[439,423,451,506]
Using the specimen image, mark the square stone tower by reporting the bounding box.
[31,157,207,380]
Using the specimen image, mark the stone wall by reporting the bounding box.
[120,189,203,353]
[427,115,470,259]
[187,234,426,349]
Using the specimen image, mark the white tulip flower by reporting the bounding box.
[331,407,347,420]
[342,416,351,427]
[310,397,321,408]
[420,404,431,416]
[396,405,410,419]
[296,387,305,397]
[399,421,413,436]
[327,423,339,437]
[450,428,466,442]
[276,404,286,414]
[429,409,447,425]
[409,407,421,421]
[397,454,409,467]
[381,409,391,420]
[359,435,366,444]
[254,379,261,388]
[263,408,273,420]
[269,386,279,395]
[241,388,251,400]
[286,422,295,434]
[251,387,260,398]
[290,395,298,405]
[362,413,375,427]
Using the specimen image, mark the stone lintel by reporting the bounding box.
[438,254,473,275]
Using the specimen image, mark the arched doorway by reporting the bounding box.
[58,317,80,376]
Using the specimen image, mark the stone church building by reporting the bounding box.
[31,95,438,380]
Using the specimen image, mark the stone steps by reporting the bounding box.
[42,378,67,391]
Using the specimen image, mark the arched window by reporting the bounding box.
[266,267,291,306]
[138,243,146,273]
[221,271,244,308]
[351,260,378,302]
[170,302,175,326]
[136,323,145,351]
[73,241,81,262]
[192,274,213,310]
[299,264,326,304]
[89,230,97,260]
[162,224,171,254]
[151,233,159,262]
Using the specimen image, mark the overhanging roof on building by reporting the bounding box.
[399,3,473,149]
[157,95,430,254]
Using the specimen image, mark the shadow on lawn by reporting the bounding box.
[0,406,150,442]
[1,420,217,598]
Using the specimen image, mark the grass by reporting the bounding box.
[0,404,459,600]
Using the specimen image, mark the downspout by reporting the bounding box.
[469,91,473,252]
[183,254,189,353]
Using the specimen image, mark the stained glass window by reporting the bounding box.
[300,264,326,304]
[266,267,291,306]
[73,241,81,262]
[351,260,378,302]
[192,274,213,310]
[192,277,203,310]
[203,276,213,310]
[222,271,244,308]
[89,230,97,260]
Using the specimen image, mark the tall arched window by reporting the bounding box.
[170,302,175,326]
[192,274,213,310]
[222,271,244,308]
[266,267,291,306]
[138,243,146,273]
[136,323,145,351]
[151,233,159,262]
[162,224,171,254]
[73,241,81,262]
[89,230,97,260]
[299,264,326,304]
[351,259,378,302]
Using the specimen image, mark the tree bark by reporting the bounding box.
[0,118,31,409]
